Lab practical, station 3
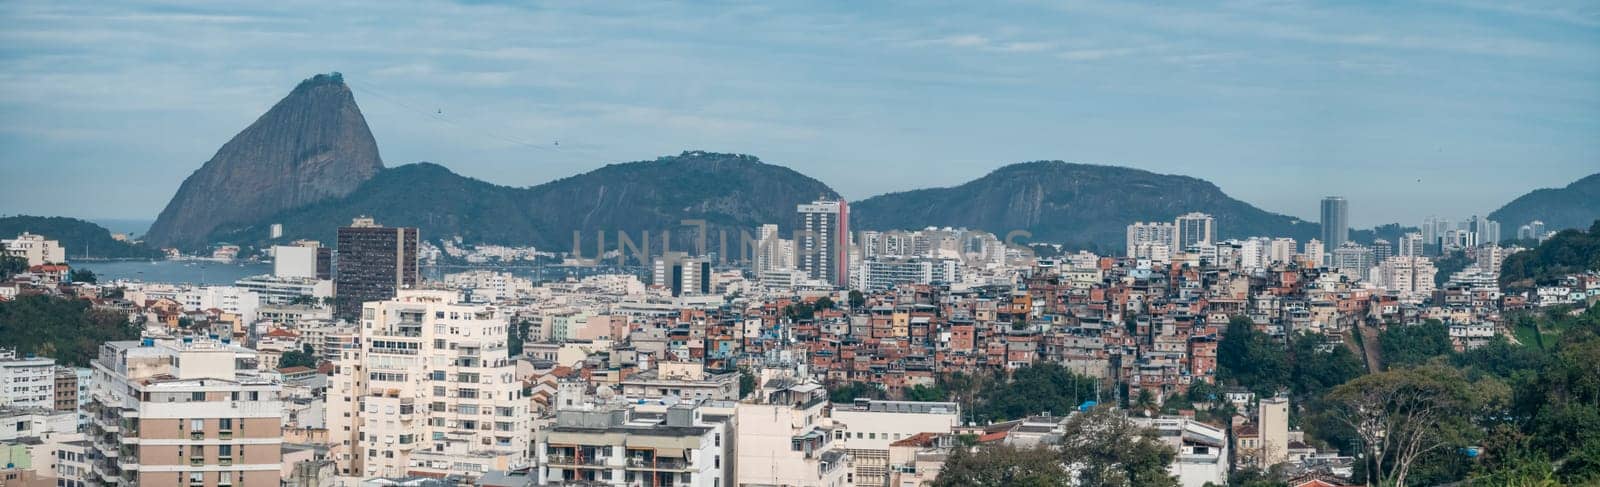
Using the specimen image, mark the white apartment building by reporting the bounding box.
[1268,238,1297,265]
[443,270,533,304]
[177,286,262,323]
[1136,416,1228,487]
[327,290,530,480]
[830,399,960,487]
[1302,239,1325,268]
[534,402,731,486]
[734,382,849,487]
[2,232,65,266]
[1125,222,1175,259]
[234,276,332,307]
[619,362,740,402]
[0,349,56,410]
[1372,256,1438,300]
[86,337,284,487]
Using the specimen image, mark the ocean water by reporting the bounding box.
[78,260,271,285]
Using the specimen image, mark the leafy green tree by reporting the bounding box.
[0,255,29,279]
[68,268,97,284]
[847,290,865,309]
[1326,365,1502,487]
[932,445,1071,487]
[828,381,885,403]
[1380,320,1455,368]
[508,320,529,356]
[739,368,757,399]
[278,344,319,369]
[1289,332,1363,397]
[970,363,1097,422]
[0,294,139,366]
[1058,406,1179,487]
[1218,316,1289,393]
[904,384,947,402]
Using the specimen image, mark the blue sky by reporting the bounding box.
[1,0,1596,228]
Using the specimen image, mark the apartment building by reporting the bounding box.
[534,402,731,486]
[327,290,529,480]
[86,337,284,487]
[618,362,740,402]
[1135,416,1229,487]
[2,233,65,266]
[734,381,849,487]
[0,349,56,410]
[830,399,960,487]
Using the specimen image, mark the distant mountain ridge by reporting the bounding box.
[851,161,1320,250]
[145,73,384,249]
[212,152,839,256]
[1489,173,1600,234]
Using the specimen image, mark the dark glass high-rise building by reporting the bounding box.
[334,217,419,321]
[1320,196,1348,261]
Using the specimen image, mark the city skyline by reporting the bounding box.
[2,1,1597,227]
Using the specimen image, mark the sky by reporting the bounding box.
[1,0,1597,229]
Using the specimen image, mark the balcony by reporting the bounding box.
[627,457,690,471]
[219,431,233,440]
[219,457,233,466]
[190,431,204,440]
[190,457,205,467]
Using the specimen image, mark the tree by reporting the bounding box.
[0,255,28,280]
[738,368,757,399]
[508,320,529,356]
[969,363,1097,422]
[1380,320,1454,368]
[847,290,865,309]
[1218,316,1289,393]
[1289,332,1363,397]
[932,445,1071,487]
[1058,406,1179,487]
[904,384,947,402]
[828,381,884,403]
[815,296,835,310]
[0,294,139,367]
[1325,366,1501,487]
[278,344,319,369]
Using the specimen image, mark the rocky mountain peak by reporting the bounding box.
[144,73,383,249]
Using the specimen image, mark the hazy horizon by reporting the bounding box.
[2,1,1596,227]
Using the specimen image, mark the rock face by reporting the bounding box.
[144,73,383,249]
[1489,173,1600,234]
[851,161,1318,251]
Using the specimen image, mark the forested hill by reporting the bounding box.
[0,215,163,259]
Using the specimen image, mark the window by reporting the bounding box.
[190,419,205,431]
[190,392,205,401]
[218,418,233,430]
[218,445,232,457]
[218,472,232,485]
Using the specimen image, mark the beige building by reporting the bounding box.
[327,290,530,480]
[619,362,740,402]
[1259,396,1290,468]
[734,381,850,487]
[830,399,960,487]
[2,233,65,266]
[86,337,284,487]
